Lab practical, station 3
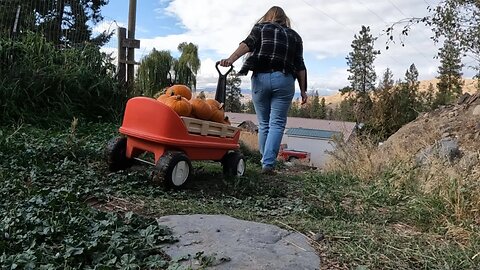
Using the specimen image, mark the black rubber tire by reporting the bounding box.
[153,152,192,189]
[222,151,246,177]
[105,136,133,172]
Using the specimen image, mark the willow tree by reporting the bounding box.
[135,49,174,97]
[135,42,200,97]
[173,42,201,91]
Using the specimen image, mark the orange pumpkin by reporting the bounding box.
[209,102,225,123]
[205,98,222,110]
[190,91,214,120]
[163,95,192,116]
[157,92,174,103]
[165,84,192,100]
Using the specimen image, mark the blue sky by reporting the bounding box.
[94,0,476,95]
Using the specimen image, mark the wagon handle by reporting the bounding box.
[214,61,233,104]
[215,61,234,76]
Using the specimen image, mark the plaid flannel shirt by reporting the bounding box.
[238,22,306,76]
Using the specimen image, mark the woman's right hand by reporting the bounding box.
[219,58,234,67]
[301,91,308,105]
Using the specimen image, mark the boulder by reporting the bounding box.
[157,214,320,270]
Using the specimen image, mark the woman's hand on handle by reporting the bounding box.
[219,58,234,67]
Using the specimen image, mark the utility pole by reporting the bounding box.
[127,0,137,90]
[117,0,140,96]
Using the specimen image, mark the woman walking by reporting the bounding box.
[220,6,308,175]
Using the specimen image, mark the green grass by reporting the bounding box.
[0,122,479,269]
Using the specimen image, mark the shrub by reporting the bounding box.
[0,33,125,126]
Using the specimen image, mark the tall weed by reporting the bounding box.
[325,134,480,231]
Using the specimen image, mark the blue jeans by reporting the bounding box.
[251,71,295,169]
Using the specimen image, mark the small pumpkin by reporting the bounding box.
[165,84,192,100]
[205,98,222,110]
[157,91,174,103]
[163,95,192,116]
[190,91,214,120]
[209,102,225,123]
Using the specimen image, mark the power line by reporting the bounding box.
[351,0,413,67]
[355,0,389,25]
[387,0,407,17]
[300,0,357,35]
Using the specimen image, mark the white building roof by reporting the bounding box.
[225,112,357,141]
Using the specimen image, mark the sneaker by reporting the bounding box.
[261,167,276,175]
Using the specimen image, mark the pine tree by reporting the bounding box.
[346,26,380,94]
[403,63,420,114]
[371,66,419,139]
[319,97,327,119]
[378,68,395,91]
[371,68,395,137]
[245,100,256,114]
[288,99,300,117]
[309,91,321,118]
[335,98,356,122]
[405,63,420,90]
[346,25,380,122]
[435,38,464,107]
[419,83,436,111]
[225,69,242,112]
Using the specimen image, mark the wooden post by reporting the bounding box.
[12,5,21,38]
[127,0,137,89]
[117,27,127,87]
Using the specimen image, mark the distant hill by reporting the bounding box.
[320,78,479,108]
[418,78,477,93]
[197,78,478,107]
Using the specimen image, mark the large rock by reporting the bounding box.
[157,214,320,270]
[415,137,461,166]
[473,105,480,116]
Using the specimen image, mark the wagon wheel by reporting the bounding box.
[152,152,192,189]
[222,151,246,177]
[105,136,133,171]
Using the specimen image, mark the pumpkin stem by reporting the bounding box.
[197,91,206,99]
[175,95,182,100]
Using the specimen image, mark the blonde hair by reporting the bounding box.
[257,6,291,28]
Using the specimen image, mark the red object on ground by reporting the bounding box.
[119,97,240,163]
[278,144,310,162]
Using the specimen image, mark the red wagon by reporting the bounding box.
[105,97,246,188]
[105,63,245,188]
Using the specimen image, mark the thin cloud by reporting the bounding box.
[126,0,475,92]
